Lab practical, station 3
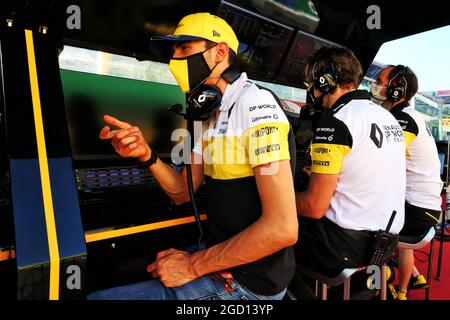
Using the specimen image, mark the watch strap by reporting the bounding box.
[137,149,158,169]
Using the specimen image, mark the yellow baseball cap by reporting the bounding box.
[150,12,242,56]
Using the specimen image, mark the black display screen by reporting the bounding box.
[61,69,186,162]
[218,1,295,82]
[277,30,341,89]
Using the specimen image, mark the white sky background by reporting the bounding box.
[373,25,450,92]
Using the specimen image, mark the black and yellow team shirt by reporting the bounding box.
[193,72,295,296]
[310,90,406,233]
[391,102,443,211]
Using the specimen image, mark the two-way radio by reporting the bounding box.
[368,210,399,265]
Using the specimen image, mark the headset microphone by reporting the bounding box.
[168,103,187,118]
[305,91,325,115]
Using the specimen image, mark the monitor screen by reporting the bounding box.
[276,30,341,89]
[62,0,221,62]
[218,1,295,82]
[61,69,186,162]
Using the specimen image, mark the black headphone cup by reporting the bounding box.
[314,71,337,94]
[386,65,408,100]
[187,84,223,121]
[311,61,337,94]
[387,86,405,101]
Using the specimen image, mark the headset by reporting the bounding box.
[386,65,408,101]
[186,67,241,121]
[311,62,338,95]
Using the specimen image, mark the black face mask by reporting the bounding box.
[169,45,217,93]
[305,87,325,115]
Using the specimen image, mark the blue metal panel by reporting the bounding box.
[48,158,86,258]
[10,160,50,267]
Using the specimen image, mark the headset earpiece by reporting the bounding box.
[186,67,241,122]
[386,65,408,101]
[187,84,223,121]
[312,62,338,94]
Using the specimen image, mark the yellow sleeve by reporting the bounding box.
[404,131,417,157]
[310,115,353,174]
[244,122,291,168]
[311,143,351,174]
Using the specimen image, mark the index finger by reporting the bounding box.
[103,114,132,129]
[146,262,156,273]
[99,126,118,140]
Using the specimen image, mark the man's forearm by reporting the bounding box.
[296,191,326,219]
[296,173,337,219]
[147,159,189,204]
[189,215,297,277]
[296,191,314,218]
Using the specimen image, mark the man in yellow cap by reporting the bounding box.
[88,12,298,300]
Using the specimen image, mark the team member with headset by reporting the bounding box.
[290,46,406,299]
[371,65,443,300]
[88,12,298,300]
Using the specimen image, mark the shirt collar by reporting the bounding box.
[390,101,409,113]
[219,72,248,112]
[330,90,370,112]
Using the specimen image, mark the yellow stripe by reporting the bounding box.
[25,30,60,300]
[404,131,416,157]
[202,122,291,179]
[85,214,208,243]
[425,211,439,223]
[203,135,254,180]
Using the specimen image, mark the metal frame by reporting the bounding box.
[1,22,86,300]
[398,226,436,300]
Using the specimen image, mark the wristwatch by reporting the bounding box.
[137,149,159,169]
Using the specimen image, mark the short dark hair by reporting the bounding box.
[388,65,418,101]
[205,40,236,66]
[306,46,363,89]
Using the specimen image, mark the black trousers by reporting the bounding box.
[290,217,375,299]
[400,201,440,236]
